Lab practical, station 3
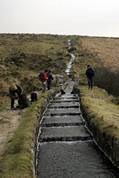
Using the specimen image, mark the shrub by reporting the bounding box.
[5,49,25,66]
[94,67,119,96]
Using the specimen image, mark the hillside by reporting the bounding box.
[0,34,72,108]
[0,34,119,177]
[74,37,119,169]
[0,34,72,177]
[1,34,119,106]
[75,36,119,96]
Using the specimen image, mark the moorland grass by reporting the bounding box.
[80,85,119,141]
[79,85,119,167]
[0,34,75,178]
[0,34,70,97]
[75,36,119,96]
[0,90,56,178]
[74,38,119,166]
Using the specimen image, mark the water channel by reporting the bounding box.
[36,52,119,178]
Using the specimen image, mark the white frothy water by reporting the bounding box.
[65,53,75,76]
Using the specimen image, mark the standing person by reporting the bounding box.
[85,65,95,89]
[9,83,22,109]
[39,70,48,91]
[47,70,53,90]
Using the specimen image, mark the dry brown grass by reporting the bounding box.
[0,34,71,109]
[0,90,57,178]
[80,85,119,138]
[80,85,119,167]
[79,37,119,73]
[74,36,119,96]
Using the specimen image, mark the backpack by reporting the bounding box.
[44,72,48,80]
[39,72,45,82]
[18,93,30,109]
[31,92,38,102]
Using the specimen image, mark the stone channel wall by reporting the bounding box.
[80,96,119,169]
[33,89,59,177]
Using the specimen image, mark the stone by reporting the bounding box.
[39,126,90,142]
[37,142,118,178]
[41,115,83,127]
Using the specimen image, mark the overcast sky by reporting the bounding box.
[0,0,119,37]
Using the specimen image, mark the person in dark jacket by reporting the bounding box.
[47,70,53,90]
[9,84,22,109]
[85,65,95,89]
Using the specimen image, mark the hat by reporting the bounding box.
[9,84,17,90]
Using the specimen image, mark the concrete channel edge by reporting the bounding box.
[79,89,119,170]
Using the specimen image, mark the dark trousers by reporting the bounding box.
[18,94,29,109]
[11,98,15,109]
[31,92,37,102]
[47,81,51,90]
[87,77,93,89]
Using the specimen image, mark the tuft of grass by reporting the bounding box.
[0,90,56,178]
[80,85,119,138]
[80,85,119,167]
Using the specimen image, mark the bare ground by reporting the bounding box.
[0,108,21,155]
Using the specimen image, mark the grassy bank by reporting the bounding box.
[80,85,119,166]
[74,36,119,167]
[0,90,56,178]
[0,34,71,100]
[75,36,119,96]
[0,34,74,177]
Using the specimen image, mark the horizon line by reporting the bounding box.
[0,32,119,39]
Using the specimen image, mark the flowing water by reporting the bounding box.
[65,53,75,76]
[36,51,119,178]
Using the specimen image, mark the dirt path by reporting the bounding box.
[0,108,21,155]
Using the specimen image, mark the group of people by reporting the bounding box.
[9,65,94,110]
[9,70,53,110]
[9,84,38,110]
[9,84,29,110]
[39,70,53,91]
